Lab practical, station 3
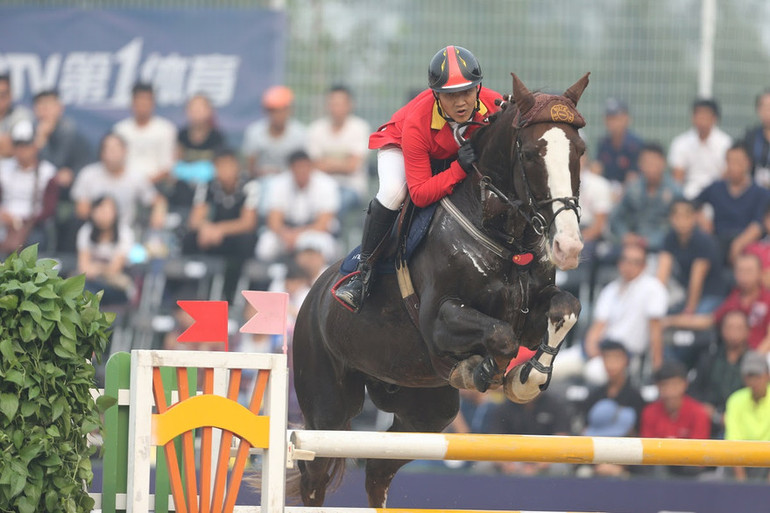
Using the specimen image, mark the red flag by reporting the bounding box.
[177,300,229,350]
[240,291,289,336]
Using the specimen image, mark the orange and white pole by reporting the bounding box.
[290,431,770,468]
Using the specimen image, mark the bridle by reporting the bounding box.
[511,136,582,236]
[453,113,581,245]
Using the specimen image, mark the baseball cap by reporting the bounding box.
[11,120,35,144]
[653,360,688,382]
[740,351,770,376]
[262,85,294,110]
[604,97,628,116]
[584,399,636,437]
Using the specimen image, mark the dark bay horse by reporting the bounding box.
[292,73,590,507]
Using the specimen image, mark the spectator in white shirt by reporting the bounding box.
[668,99,732,199]
[255,150,340,263]
[307,85,370,214]
[71,132,166,230]
[242,86,307,179]
[78,195,135,306]
[113,83,177,185]
[0,120,58,253]
[586,243,668,375]
[0,73,33,158]
[556,243,668,385]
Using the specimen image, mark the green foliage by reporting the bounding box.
[0,246,114,513]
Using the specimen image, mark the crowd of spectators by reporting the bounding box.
[2,71,770,482]
[456,92,770,483]
[0,77,369,308]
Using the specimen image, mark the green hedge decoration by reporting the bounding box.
[0,245,114,513]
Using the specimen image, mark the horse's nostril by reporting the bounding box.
[553,237,582,260]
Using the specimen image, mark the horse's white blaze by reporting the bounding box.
[540,127,582,267]
[540,127,575,225]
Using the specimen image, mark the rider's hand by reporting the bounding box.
[457,141,478,173]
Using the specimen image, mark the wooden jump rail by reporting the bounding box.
[92,350,770,513]
[288,430,770,468]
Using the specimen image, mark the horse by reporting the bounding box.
[291,72,590,507]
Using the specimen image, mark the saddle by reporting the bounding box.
[337,198,436,324]
[338,200,437,278]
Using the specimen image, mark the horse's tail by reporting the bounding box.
[254,423,348,504]
[326,456,347,493]
[285,456,347,501]
[246,459,305,505]
[282,466,304,504]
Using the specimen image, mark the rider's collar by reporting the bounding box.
[431,98,489,130]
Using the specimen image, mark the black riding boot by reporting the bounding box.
[334,199,399,312]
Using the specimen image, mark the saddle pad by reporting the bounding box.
[339,203,438,275]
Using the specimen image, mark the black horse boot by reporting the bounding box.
[334,199,398,313]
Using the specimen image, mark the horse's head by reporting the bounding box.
[496,73,589,271]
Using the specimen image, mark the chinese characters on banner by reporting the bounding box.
[0,7,286,144]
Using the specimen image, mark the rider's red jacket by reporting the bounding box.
[369,87,502,207]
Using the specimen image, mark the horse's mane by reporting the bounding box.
[472,90,538,145]
[469,96,523,178]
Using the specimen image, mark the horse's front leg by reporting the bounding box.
[430,297,518,393]
[504,287,580,403]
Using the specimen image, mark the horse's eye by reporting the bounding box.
[522,149,538,161]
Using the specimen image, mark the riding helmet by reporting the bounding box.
[428,46,483,93]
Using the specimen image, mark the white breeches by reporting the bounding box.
[374,147,408,211]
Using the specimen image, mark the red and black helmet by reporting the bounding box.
[428,46,483,93]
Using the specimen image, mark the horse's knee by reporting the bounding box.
[548,290,581,320]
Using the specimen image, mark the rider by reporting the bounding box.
[334,45,503,312]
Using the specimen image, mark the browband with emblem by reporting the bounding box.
[515,93,586,129]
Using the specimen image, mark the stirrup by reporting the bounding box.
[332,271,365,313]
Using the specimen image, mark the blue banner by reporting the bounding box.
[0,7,286,146]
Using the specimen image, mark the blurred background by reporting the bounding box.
[3,2,770,509]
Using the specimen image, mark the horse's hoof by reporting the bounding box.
[472,356,500,393]
[503,363,546,404]
[448,355,483,390]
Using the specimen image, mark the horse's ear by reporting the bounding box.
[511,73,535,114]
[563,72,590,106]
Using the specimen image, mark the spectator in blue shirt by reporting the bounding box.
[610,143,682,253]
[696,143,770,264]
[657,199,726,314]
[596,98,643,185]
[742,89,770,188]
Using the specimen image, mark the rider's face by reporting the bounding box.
[437,87,477,123]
